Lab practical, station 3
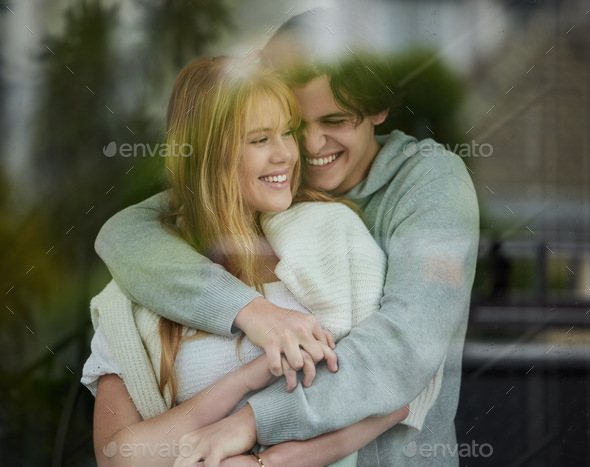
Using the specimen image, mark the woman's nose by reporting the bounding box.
[271,136,296,163]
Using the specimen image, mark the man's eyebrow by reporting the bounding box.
[320,112,352,119]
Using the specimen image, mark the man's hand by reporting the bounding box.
[234,298,338,383]
[173,405,257,467]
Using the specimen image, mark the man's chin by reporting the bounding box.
[309,178,339,194]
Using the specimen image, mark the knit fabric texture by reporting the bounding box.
[88,202,442,430]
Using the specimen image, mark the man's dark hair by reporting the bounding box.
[263,9,401,127]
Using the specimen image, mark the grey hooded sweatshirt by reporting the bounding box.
[95,130,479,466]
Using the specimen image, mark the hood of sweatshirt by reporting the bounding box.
[345,129,467,201]
[344,130,419,199]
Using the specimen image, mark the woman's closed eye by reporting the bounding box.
[249,136,268,144]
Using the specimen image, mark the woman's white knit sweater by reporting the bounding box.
[85,202,443,431]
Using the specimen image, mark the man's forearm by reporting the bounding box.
[248,169,479,444]
[95,191,261,336]
[259,406,409,466]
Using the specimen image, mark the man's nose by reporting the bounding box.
[301,125,327,155]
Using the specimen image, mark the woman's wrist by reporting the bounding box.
[237,355,275,393]
[231,364,257,396]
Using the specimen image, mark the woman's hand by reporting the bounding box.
[219,454,260,467]
[235,298,338,382]
[191,455,259,467]
[173,405,257,467]
[237,349,316,393]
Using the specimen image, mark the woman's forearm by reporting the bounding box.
[259,406,409,466]
[95,357,273,467]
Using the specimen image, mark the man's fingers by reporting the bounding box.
[310,321,330,346]
[321,341,338,373]
[298,337,324,363]
[258,311,338,379]
[302,322,334,361]
[282,340,304,371]
[265,344,283,377]
[300,335,338,370]
[323,329,336,349]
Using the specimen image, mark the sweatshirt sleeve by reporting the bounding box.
[94,191,261,336]
[247,160,479,443]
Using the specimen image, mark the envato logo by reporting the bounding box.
[402,140,493,158]
[102,440,194,459]
[103,141,192,158]
[403,441,493,459]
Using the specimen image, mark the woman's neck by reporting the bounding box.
[239,236,280,285]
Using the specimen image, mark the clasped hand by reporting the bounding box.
[173,405,257,467]
[174,299,339,467]
[234,297,338,391]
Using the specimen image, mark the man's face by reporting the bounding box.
[292,75,388,195]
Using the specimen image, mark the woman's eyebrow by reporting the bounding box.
[248,119,293,135]
[247,127,272,135]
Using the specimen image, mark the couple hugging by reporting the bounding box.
[82,9,479,467]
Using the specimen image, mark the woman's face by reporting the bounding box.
[239,99,298,214]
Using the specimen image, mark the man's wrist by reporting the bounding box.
[234,297,271,333]
[234,297,257,332]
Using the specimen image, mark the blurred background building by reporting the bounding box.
[1,0,588,465]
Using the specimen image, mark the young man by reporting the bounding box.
[95,11,479,466]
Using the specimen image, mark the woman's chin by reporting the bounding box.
[259,200,293,215]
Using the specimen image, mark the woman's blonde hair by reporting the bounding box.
[157,55,352,405]
[162,55,302,288]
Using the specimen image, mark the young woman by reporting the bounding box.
[83,55,449,466]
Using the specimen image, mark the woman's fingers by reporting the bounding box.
[282,355,298,392]
[173,408,256,466]
[204,454,223,467]
[300,350,316,387]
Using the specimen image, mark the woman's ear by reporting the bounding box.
[370,108,389,126]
